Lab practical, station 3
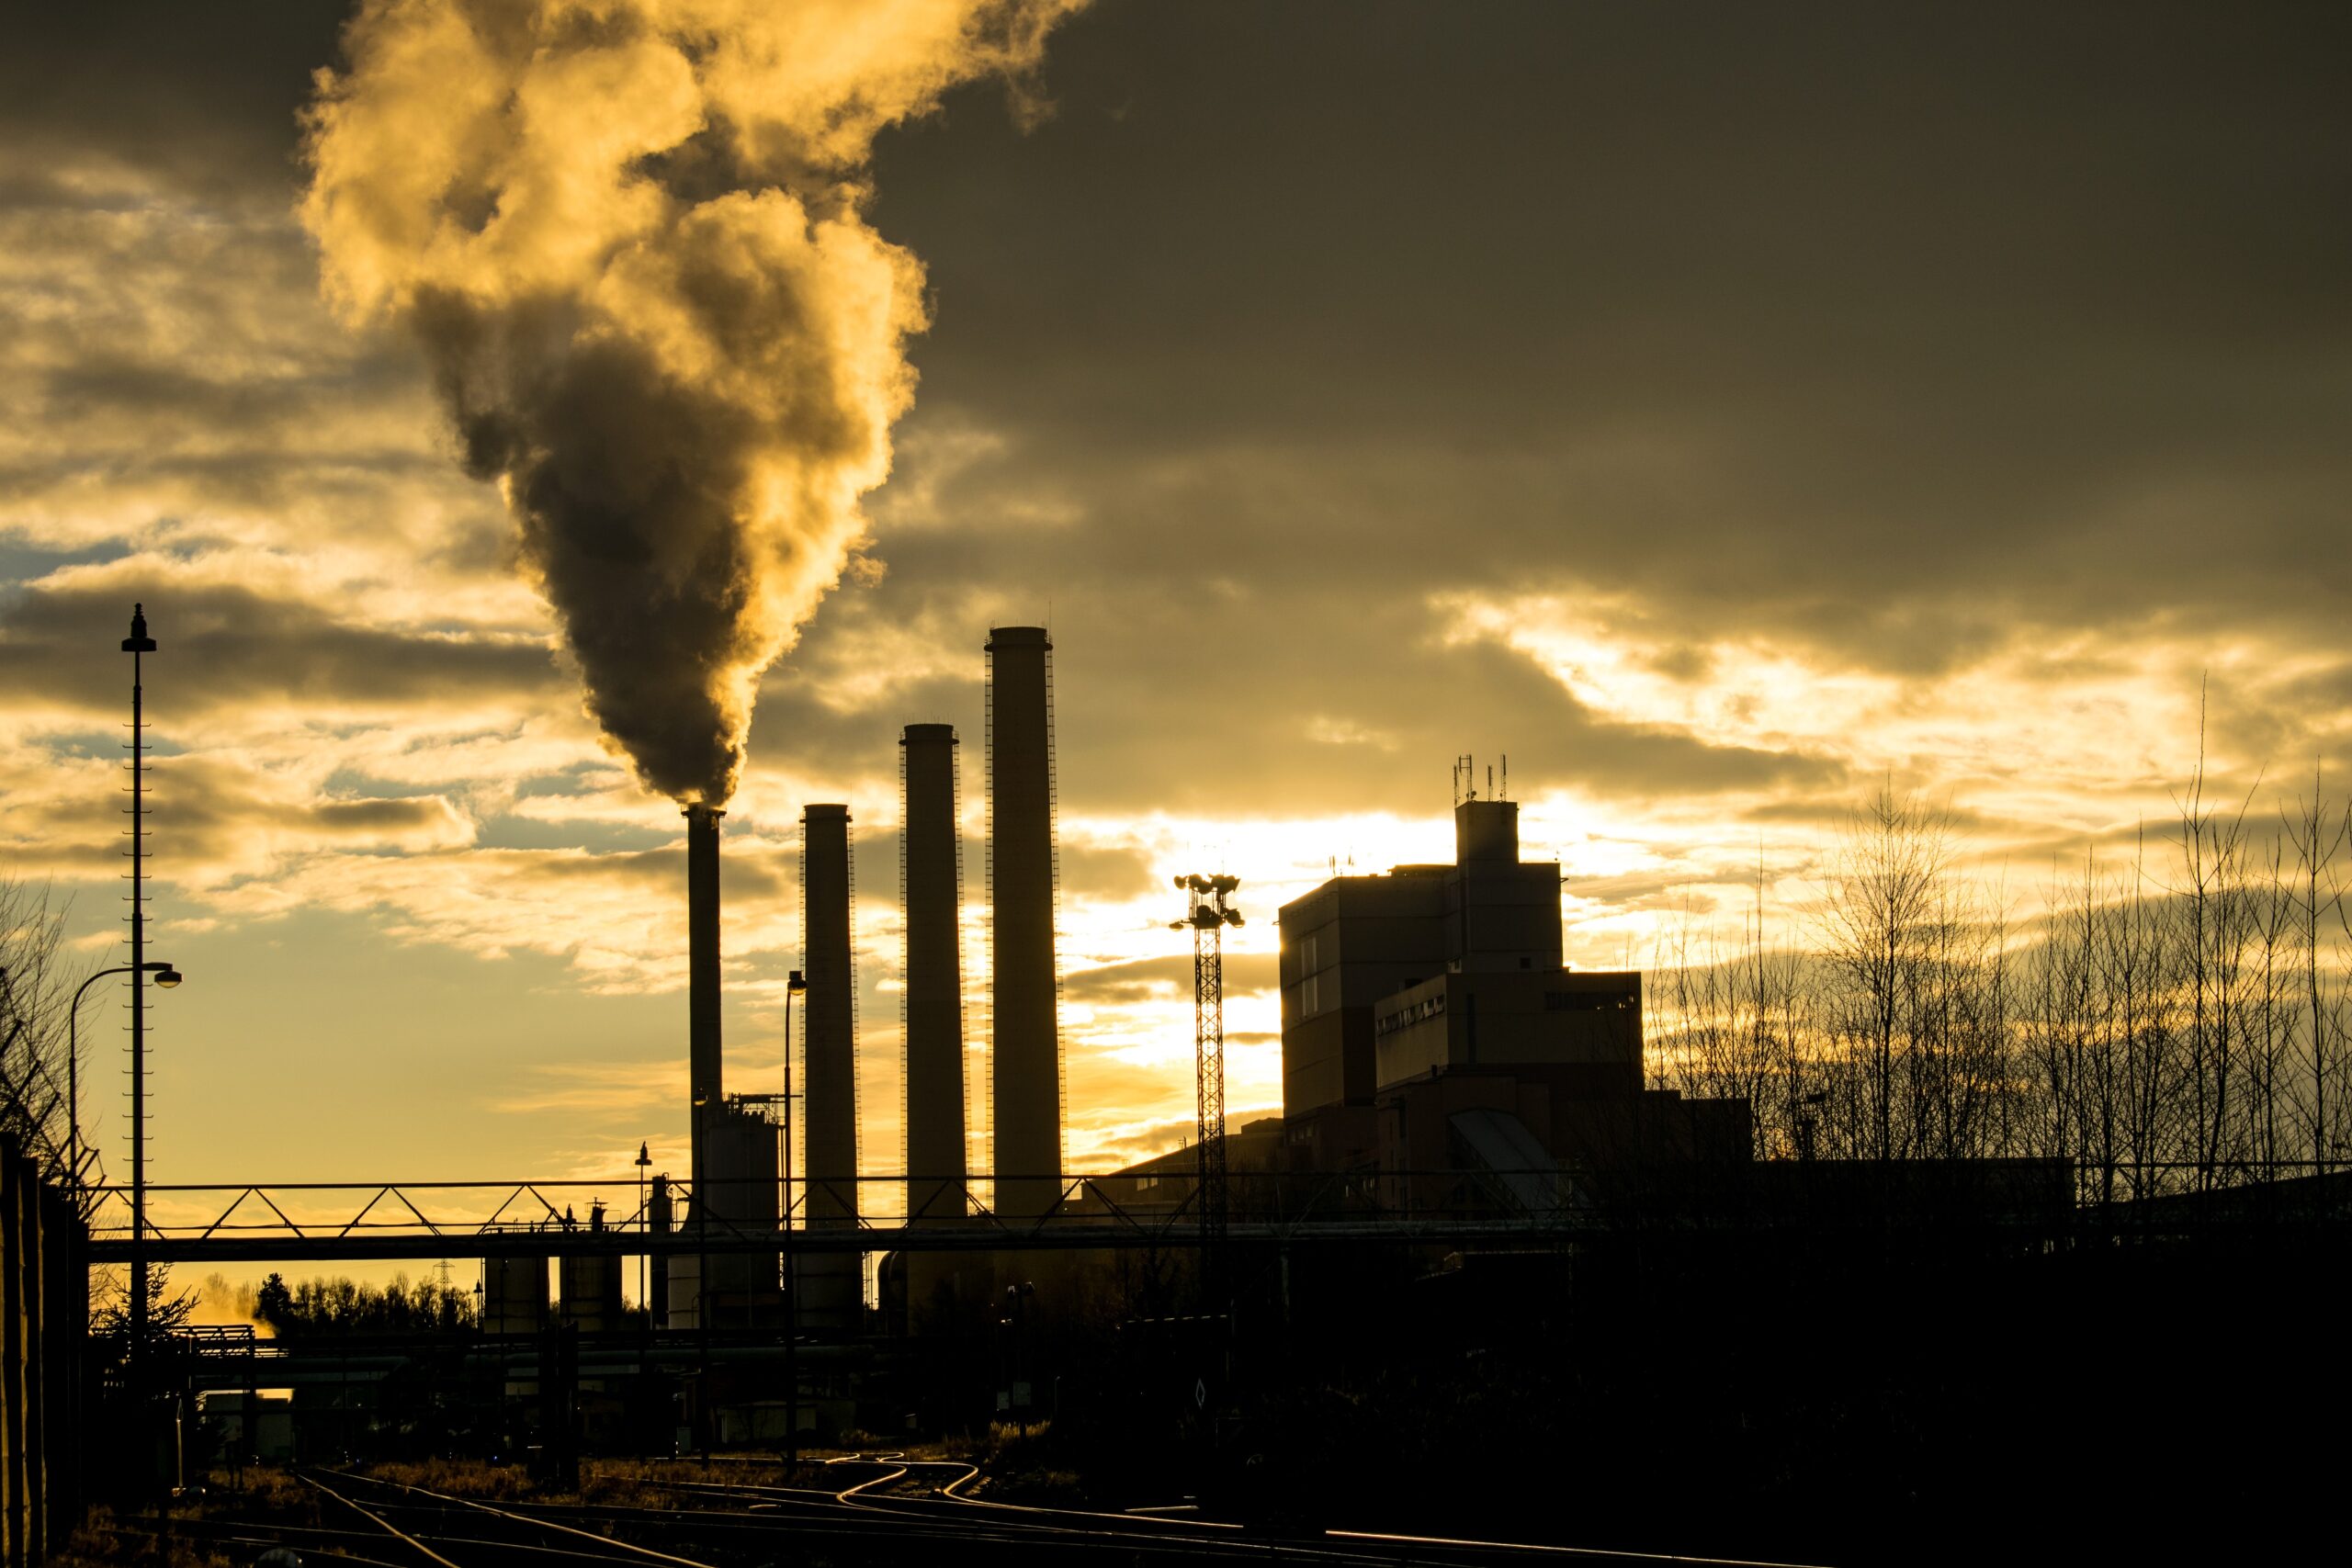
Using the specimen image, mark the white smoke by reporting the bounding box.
[303,0,1085,804]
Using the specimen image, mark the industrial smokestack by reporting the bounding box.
[685,804,724,1161]
[987,627,1062,1218]
[801,805,858,1227]
[901,724,967,1225]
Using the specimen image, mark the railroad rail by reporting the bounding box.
[114,1464,1833,1568]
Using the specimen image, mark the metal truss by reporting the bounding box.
[83,1167,1616,1264]
[80,1159,2351,1266]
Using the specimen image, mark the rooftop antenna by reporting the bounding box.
[1501,755,1509,801]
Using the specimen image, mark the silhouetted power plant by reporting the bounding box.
[900,723,967,1226]
[655,627,1061,1331]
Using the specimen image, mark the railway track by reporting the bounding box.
[436,1458,1826,1567]
[128,1464,1831,1568]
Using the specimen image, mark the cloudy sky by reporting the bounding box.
[2,2,2345,1250]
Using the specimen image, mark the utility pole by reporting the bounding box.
[123,603,156,1371]
[1171,874,1242,1313]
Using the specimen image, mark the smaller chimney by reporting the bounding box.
[801,804,858,1225]
[902,724,966,1225]
[684,805,725,1121]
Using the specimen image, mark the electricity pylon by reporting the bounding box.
[1172,873,1242,1311]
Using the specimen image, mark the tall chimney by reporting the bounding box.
[801,804,858,1226]
[987,627,1061,1217]
[901,724,967,1225]
[684,804,724,1171]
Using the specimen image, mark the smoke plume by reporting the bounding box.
[302,0,1083,805]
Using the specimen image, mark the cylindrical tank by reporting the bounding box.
[482,1252,549,1336]
[697,1101,783,1328]
[560,1203,624,1331]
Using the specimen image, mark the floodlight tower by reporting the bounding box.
[1171,873,1242,1310]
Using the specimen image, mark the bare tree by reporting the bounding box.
[0,870,91,1187]
[1810,781,2016,1164]
[2282,765,2349,1175]
[1645,712,2349,1201]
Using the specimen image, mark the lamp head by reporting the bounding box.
[786,968,807,994]
[121,602,156,654]
[149,964,183,988]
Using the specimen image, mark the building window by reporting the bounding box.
[1545,988,1632,1012]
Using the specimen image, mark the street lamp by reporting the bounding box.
[634,1140,651,1328]
[65,961,183,1190]
[121,601,161,1370]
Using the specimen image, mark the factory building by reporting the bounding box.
[659,628,1069,1349]
[1279,790,1747,1197]
[988,626,1063,1218]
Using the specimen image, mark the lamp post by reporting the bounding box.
[123,602,156,1357]
[65,962,183,1190]
[634,1140,651,1327]
[781,967,805,1466]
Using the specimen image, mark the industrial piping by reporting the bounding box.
[901,724,967,1225]
[987,627,1062,1218]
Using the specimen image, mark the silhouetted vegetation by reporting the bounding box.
[89,1263,197,1346]
[254,1270,480,1337]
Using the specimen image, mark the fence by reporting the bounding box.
[0,1136,82,1568]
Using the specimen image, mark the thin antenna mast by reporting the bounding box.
[122,602,156,1364]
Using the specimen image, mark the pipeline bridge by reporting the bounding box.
[86,1160,2295,1267]
[82,1168,1617,1265]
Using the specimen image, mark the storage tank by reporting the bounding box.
[482,1249,549,1336]
[559,1201,624,1331]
